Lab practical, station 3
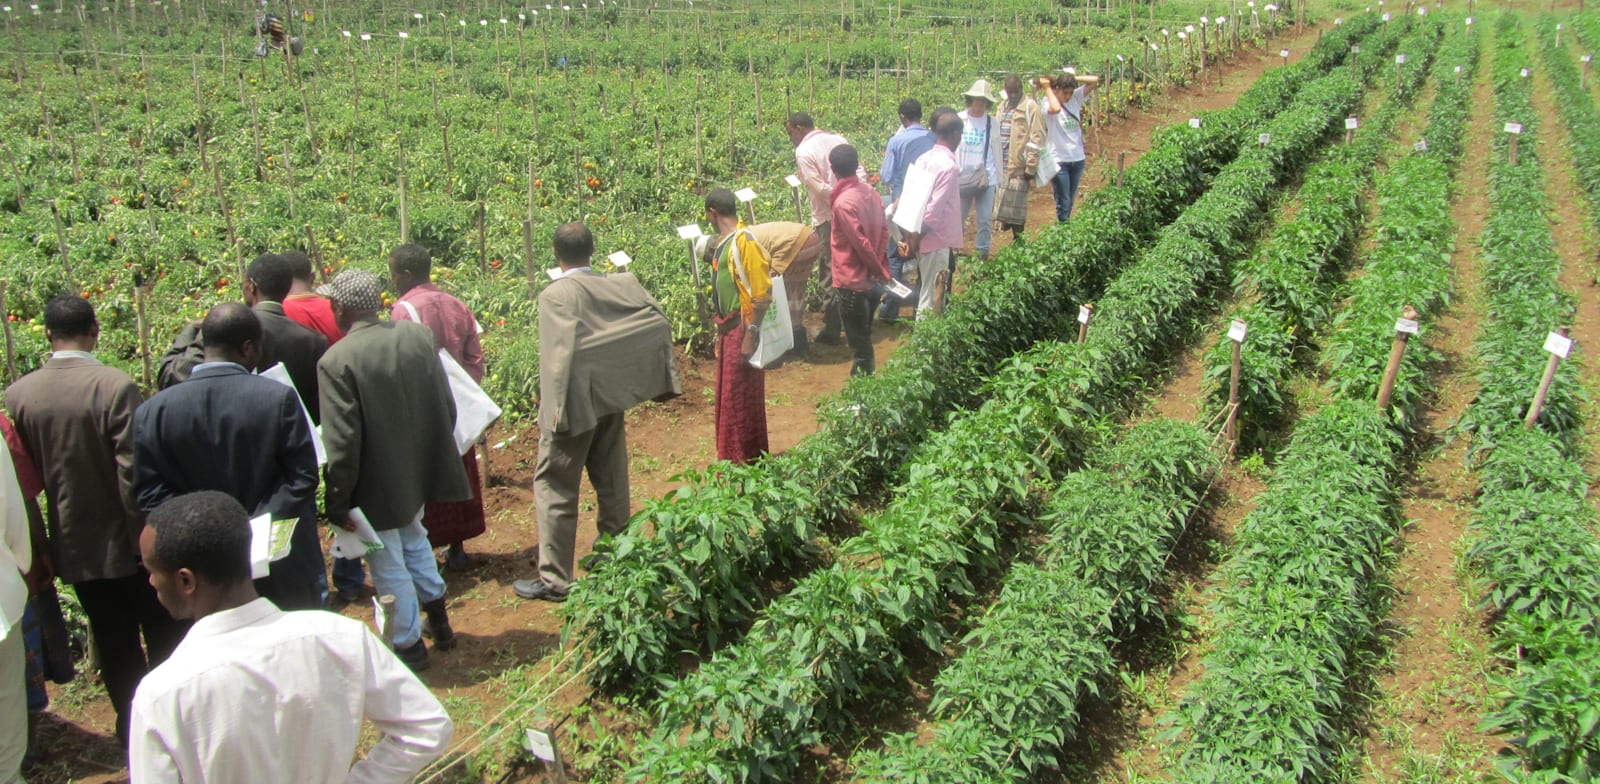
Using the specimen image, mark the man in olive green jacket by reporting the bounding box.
[317,270,470,671]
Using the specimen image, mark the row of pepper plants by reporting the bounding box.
[1165,15,1478,781]
[621,32,1395,781]
[0,0,1268,404]
[1201,18,1441,451]
[560,15,1384,692]
[1461,15,1600,780]
[837,23,1442,782]
[848,419,1218,781]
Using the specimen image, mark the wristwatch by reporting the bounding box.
[745,323,759,331]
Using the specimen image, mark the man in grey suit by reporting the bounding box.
[6,296,185,745]
[317,270,470,671]
[157,253,328,424]
[513,222,681,603]
[132,303,323,610]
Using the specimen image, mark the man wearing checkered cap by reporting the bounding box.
[316,270,471,672]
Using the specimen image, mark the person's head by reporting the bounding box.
[282,249,316,286]
[1004,75,1024,108]
[1051,72,1079,98]
[897,98,923,126]
[784,112,815,147]
[388,243,432,295]
[962,79,995,116]
[829,144,860,180]
[928,106,957,132]
[43,295,98,350]
[199,302,262,370]
[244,252,294,305]
[141,491,256,621]
[552,222,595,269]
[704,188,738,228]
[934,112,964,149]
[316,269,384,332]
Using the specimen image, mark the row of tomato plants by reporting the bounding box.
[1202,18,1442,451]
[849,419,1218,781]
[623,50,1380,782]
[1165,15,1478,780]
[558,13,1385,693]
[841,24,1444,783]
[1461,16,1600,780]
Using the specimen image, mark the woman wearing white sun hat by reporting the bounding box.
[956,79,1004,261]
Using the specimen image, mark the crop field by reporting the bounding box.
[12,0,1600,782]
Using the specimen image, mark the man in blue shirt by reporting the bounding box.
[878,98,937,323]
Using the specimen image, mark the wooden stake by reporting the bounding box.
[1376,306,1418,411]
[523,218,536,299]
[1224,332,1242,450]
[132,265,151,389]
[1116,152,1126,186]
[1525,328,1569,429]
[284,139,297,223]
[0,280,16,384]
[1076,304,1093,342]
[49,200,74,282]
[476,201,487,272]
[305,225,327,283]
[1509,134,1520,166]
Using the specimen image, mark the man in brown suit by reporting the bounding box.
[513,223,680,603]
[5,296,185,745]
[317,270,470,671]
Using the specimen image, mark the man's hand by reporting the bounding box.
[740,326,759,361]
[336,514,358,533]
[23,552,52,595]
[1035,76,1053,90]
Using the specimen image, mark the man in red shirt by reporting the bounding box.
[280,251,345,347]
[388,244,487,572]
[828,144,891,376]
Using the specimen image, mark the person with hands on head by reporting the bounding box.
[316,270,470,672]
[703,188,773,464]
[827,144,891,376]
[129,491,452,784]
[1036,70,1101,222]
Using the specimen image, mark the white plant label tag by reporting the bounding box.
[1077,305,1092,324]
[1545,332,1574,358]
[1382,12,1391,21]
[1466,16,1473,24]
[1280,49,1290,58]
[1414,139,1429,152]
[734,187,757,203]
[524,729,556,762]
[1521,67,1531,78]
[1505,122,1524,135]
[1259,133,1272,145]
[1395,53,1407,64]
[1455,65,1462,73]
[676,224,704,240]
[607,250,632,267]
[1352,45,1362,54]
[545,267,562,281]
[1227,320,1248,343]
[887,280,912,299]
[1395,318,1420,335]
[1584,55,1594,63]
[360,32,371,40]
[784,174,802,188]
[1346,117,1360,130]
[1188,117,1202,129]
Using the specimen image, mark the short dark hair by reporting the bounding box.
[246,253,294,301]
[1051,72,1079,91]
[281,250,315,283]
[898,98,922,122]
[146,491,253,587]
[933,111,964,143]
[786,112,815,130]
[704,188,738,218]
[552,222,594,265]
[200,302,262,352]
[389,243,432,280]
[829,144,860,179]
[44,296,96,339]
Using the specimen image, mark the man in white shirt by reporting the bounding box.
[129,491,452,784]
[0,437,30,783]
[786,112,866,347]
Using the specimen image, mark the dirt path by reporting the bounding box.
[29,22,1339,784]
[1356,33,1503,778]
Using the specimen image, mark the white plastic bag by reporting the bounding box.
[438,349,502,454]
[1034,143,1060,188]
[749,275,794,369]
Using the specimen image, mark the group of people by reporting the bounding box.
[0,72,1101,784]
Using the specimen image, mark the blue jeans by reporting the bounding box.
[368,518,447,649]
[959,183,996,258]
[1051,160,1087,222]
[332,556,366,600]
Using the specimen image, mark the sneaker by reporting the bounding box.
[814,332,843,346]
[513,578,569,603]
[395,639,430,672]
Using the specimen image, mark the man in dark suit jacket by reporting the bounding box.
[132,303,322,611]
[514,222,681,603]
[157,253,327,424]
[317,270,470,672]
[5,296,185,745]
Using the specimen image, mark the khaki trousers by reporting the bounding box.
[534,412,631,590]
